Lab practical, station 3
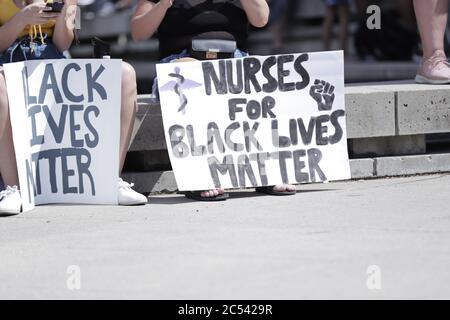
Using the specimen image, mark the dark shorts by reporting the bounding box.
[323,0,351,6]
[0,35,65,66]
[269,0,288,22]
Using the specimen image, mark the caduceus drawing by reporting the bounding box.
[160,67,202,114]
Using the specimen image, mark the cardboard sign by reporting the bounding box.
[4,59,122,211]
[157,51,351,191]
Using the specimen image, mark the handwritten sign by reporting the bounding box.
[4,59,122,211]
[157,51,351,191]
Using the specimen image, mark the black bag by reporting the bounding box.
[91,37,111,59]
[188,31,237,60]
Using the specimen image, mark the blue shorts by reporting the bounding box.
[152,49,249,99]
[0,35,65,65]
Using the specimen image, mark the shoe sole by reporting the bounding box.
[0,209,21,215]
[119,202,147,206]
[0,203,22,215]
[415,75,450,84]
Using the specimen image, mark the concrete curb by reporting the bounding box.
[121,171,178,194]
[376,153,450,177]
[122,153,450,194]
[127,82,450,174]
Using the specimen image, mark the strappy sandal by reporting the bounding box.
[184,191,229,202]
[255,186,297,196]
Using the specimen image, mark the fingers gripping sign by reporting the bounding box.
[310,79,335,111]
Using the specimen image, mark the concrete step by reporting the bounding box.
[122,81,450,193]
[129,80,446,160]
[122,152,450,194]
[346,81,450,138]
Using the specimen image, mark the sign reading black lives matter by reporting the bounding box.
[156,51,351,191]
[4,59,122,212]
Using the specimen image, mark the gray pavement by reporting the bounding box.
[1,174,450,300]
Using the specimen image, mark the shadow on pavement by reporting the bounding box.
[0,213,19,218]
[148,188,336,205]
[228,189,336,199]
[149,195,193,205]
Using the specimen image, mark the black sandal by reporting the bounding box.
[255,186,297,196]
[184,191,229,202]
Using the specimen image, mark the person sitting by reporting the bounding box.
[0,0,147,215]
[131,0,297,201]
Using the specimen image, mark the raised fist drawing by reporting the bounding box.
[309,79,335,111]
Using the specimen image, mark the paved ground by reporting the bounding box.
[1,174,449,300]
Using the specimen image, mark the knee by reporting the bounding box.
[174,57,198,63]
[121,62,137,91]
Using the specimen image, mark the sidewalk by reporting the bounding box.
[1,174,449,299]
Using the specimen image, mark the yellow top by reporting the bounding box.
[0,0,55,38]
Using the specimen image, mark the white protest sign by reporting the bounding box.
[157,51,351,191]
[4,59,122,211]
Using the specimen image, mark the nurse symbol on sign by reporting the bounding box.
[160,67,202,114]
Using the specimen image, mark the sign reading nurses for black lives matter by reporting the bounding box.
[157,51,351,191]
[4,59,122,212]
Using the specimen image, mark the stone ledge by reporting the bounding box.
[121,171,177,195]
[347,81,450,137]
[133,82,450,155]
[375,153,450,177]
[122,153,450,194]
[4,154,449,194]
[345,90,395,139]
[127,83,450,172]
[131,96,165,152]
[349,158,375,179]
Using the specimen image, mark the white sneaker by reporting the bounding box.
[117,178,148,206]
[0,186,22,215]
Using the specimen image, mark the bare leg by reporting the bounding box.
[337,4,350,55]
[323,5,335,51]
[0,67,19,187]
[413,0,449,58]
[119,62,138,173]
